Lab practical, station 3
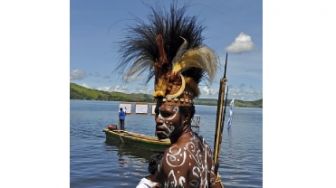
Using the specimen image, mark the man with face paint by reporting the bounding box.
[152,95,223,188]
[119,4,224,188]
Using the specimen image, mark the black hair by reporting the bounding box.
[179,105,195,120]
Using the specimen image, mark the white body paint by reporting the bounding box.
[162,133,215,188]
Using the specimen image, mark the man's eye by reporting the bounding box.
[160,111,172,117]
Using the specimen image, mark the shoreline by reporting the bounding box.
[70,83,262,108]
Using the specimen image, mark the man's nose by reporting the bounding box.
[155,115,163,123]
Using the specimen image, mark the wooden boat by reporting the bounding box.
[103,125,170,152]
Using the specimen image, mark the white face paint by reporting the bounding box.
[156,106,180,139]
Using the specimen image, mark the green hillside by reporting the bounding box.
[193,98,262,108]
[70,83,262,108]
[70,83,154,102]
[234,99,262,108]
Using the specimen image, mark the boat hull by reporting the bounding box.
[103,129,170,152]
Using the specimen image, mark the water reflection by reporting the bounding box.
[105,140,162,162]
[117,155,128,168]
[227,128,234,159]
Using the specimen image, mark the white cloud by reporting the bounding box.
[201,86,217,96]
[70,69,86,81]
[226,32,254,54]
[134,86,152,94]
[228,85,262,100]
[77,82,91,89]
[199,84,261,100]
[98,85,129,93]
[135,89,151,94]
[97,86,112,91]
[97,83,153,94]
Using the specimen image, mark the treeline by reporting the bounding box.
[70,83,153,102]
[70,83,262,108]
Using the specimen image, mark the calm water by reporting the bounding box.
[70,100,262,188]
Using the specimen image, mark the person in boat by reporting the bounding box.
[119,4,224,188]
[119,107,126,130]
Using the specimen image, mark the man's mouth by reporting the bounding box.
[156,124,171,139]
[156,131,168,139]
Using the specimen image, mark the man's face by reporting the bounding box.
[155,102,184,140]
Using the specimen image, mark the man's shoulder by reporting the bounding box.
[161,137,200,166]
[161,143,189,167]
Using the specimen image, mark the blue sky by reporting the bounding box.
[3,1,336,187]
[70,0,262,100]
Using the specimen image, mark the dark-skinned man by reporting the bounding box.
[119,4,224,188]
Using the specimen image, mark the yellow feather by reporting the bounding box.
[172,47,218,82]
[154,78,167,97]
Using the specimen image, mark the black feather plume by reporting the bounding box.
[118,3,206,83]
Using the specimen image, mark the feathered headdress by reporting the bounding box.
[118,4,218,106]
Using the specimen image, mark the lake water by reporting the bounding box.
[70,100,262,188]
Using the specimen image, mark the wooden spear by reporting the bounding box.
[213,52,229,175]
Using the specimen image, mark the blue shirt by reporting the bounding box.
[119,111,126,120]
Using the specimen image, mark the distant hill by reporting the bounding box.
[70,83,262,108]
[234,99,262,108]
[70,83,153,102]
[194,98,262,108]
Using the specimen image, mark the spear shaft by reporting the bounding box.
[213,52,229,175]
